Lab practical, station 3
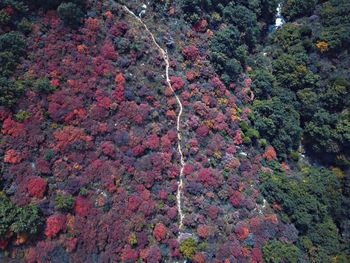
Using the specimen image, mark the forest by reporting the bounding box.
[0,0,349,262]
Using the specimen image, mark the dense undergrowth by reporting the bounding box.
[0,0,349,262]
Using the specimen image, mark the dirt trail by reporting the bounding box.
[122,5,186,235]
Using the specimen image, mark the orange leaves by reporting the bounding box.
[104,11,113,19]
[316,41,329,53]
[77,44,88,54]
[115,73,125,85]
[236,224,249,240]
[263,146,277,161]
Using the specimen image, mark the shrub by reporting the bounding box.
[180,238,197,259]
[55,194,75,212]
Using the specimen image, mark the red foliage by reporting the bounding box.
[234,130,243,145]
[85,18,100,31]
[197,225,210,239]
[251,247,263,263]
[167,207,177,220]
[114,73,125,102]
[236,223,249,240]
[4,6,14,16]
[263,146,277,161]
[193,19,208,32]
[183,45,199,61]
[170,76,185,91]
[2,117,26,137]
[153,223,167,242]
[28,176,47,198]
[65,108,88,125]
[159,190,168,200]
[193,252,206,263]
[4,149,22,164]
[45,214,66,238]
[104,11,113,19]
[230,190,242,207]
[53,126,93,152]
[183,164,194,176]
[101,40,118,61]
[207,205,220,219]
[75,197,90,217]
[110,21,128,37]
[186,71,197,81]
[166,110,177,120]
[198,168,219,188]
[0,239,8,250]
[145,134,160,150]
[196,125,209,138]
[51,79,60,87]
[121,246,138,262]
[101,141,116,158]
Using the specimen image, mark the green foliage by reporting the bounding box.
[319,0,350,52]
[273,54,319,92]
[250,69,275,99]
[11,204,43,235]
[180,238,197,259]
[282,0,318,21]
[0,192,43,238]
[18,17,32,34]
[262,240,301,263]
[129,233,138,246]
[0,31,26,77]
[223,4,260,48]
[210,26,245,82]
[57,2,84,26]
[0,31,26,57]
[0,192,17,237]
[33,78,56,93]
[252,98,302,159]
[0,77,25,107]
[304,110,350,166]
[261,167,347,260]
[55,194,75,212]
[14,110,30,122]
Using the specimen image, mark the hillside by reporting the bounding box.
[0,0,349,262]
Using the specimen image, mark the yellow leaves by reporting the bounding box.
[316,41,329,53]
[332,167,345,179]
[203,120,214,129]
[213,151,222,160]
[230,107,241,122]
[217,98,228,106]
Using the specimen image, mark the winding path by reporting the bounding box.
[122,5,186,235]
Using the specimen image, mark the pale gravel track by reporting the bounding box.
[122,5,186,236]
